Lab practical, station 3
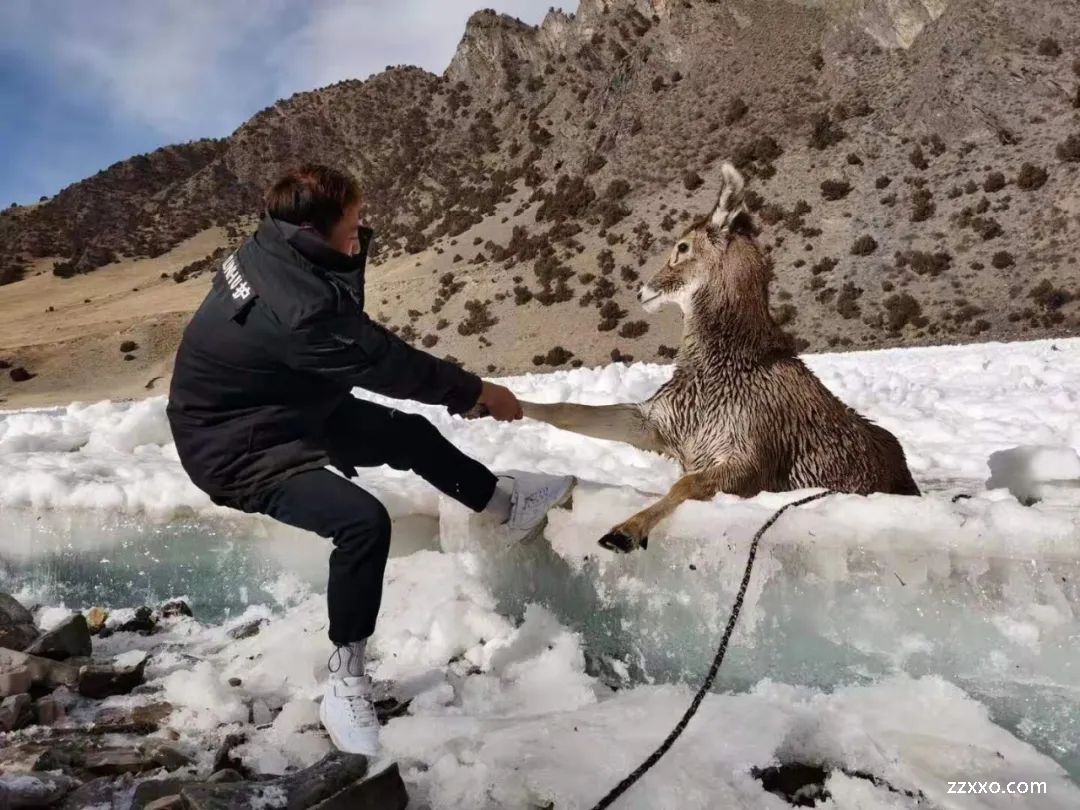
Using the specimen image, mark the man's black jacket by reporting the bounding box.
[166,216,482,505]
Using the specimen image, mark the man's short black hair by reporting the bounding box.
[264,164,361,237]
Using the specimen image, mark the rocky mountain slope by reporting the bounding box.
[1,0,1079,402]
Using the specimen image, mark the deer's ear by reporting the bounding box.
[709,162,746,233]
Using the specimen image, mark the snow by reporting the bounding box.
[2,337,1080,806]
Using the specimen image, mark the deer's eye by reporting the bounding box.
[677,243,689,254]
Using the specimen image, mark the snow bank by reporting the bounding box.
[4,337,1080,515]
[441,482,1080,782]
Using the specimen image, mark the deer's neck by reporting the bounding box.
[676,287,794,374]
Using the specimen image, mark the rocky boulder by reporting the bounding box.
[78,653,147,698]
[0,593,39,651]
[25,613,92,660]
[180,753,407,810]
[0,772,81,807]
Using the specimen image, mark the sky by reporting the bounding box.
[0,0,560,206]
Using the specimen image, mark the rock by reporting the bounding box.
[144,797,185,810]
[0,693,32,731]
[83,747,160,776]
[34,695,65,726]
[9,367,35,383]
[129,777,193,807]
[0,665,31,698]
[0,593,38,651]
[116,606,158,635]
[91,701,172,734]
[181,753,402,810]
[211,733,248,776]
[207,769,243,783]
[0,771,80,807]
[131,779,193,809]
[78,656,146,698]
[226,619,265,640]
[0,594,34,626]
[160,599,193,619]
[59,776,123,810]
[310,764,409,810]
[0,648,80,690]
[84,607,109,635]
[227,677,242,688]
[25,614,92,660]
[144,740,193,771]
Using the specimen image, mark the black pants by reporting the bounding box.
[245,397,497,644]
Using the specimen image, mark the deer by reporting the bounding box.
[511,162,920,553]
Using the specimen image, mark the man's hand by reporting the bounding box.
[476,381,523,422]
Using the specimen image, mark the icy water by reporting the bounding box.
[0,508,439,623]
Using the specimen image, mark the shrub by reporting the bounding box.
[898,250,952,277]
[1029,279,1072,310]
[534,346,574,366]
[820,179,851,201]
[972,216,1003,240]
[1056,134,1080,162]
[657,344,678,359]
[911,188,935,222]
[773,303,797,325]
[457,300,498,336]
[119,340,138,353]
[811,257,838,275]
[1037,37,1061,57]
[1016,163,1048,190]
[991,251,1014,269]
[725,97,748,126]
[422,334,438,348]
[836,282,863,319]
[875,175,892,189]
[909,146,929,170]
[847,153,863,166]
[851,235,878,256]
[610,348,634,363]
[883,293,923,331]
[619,320,649,339]
[682,170,704,191]
[983,171,1006,193]
[809,112,845,150]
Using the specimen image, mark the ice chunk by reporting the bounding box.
[986,445,1080,504]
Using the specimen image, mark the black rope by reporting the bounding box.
[587,489,835,810]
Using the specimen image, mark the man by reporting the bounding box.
[166,164,574,756]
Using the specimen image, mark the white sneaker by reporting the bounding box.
[498,470,576,542]
[320,675,380,756]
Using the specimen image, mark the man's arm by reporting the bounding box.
[287,312,481,414]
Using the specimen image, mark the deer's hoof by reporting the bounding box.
[599,531,648,553]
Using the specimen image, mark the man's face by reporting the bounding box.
[328,200,365,256]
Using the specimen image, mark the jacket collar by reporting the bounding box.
[256,216,368,279]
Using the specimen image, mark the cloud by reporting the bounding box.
[1,0,558,140]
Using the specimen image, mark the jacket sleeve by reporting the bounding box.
[286,312,483,414]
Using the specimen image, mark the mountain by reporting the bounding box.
[1,0,1079,406]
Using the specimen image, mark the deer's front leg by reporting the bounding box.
[520,401,666,455]
[599,459,761,553]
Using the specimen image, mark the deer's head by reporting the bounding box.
[639,162,763,317]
